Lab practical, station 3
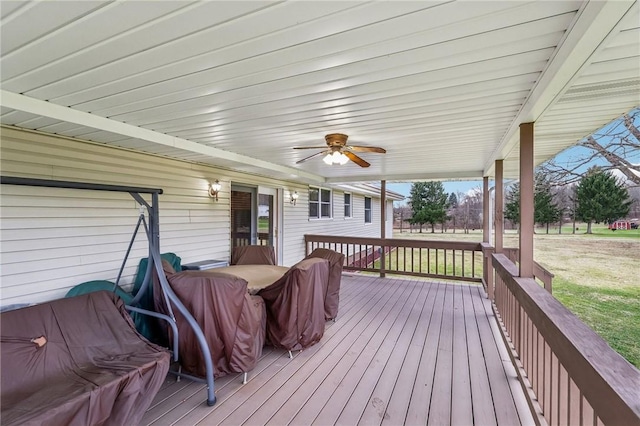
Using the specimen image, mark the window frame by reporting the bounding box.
[344,192,352,219]
[309,186,333,220]
[364,196,372,224]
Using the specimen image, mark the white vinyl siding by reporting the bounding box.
[0,128,389,307]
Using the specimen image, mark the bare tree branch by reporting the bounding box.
[624,113,640,142]
[539,109,640,187]
[580,136,640,185]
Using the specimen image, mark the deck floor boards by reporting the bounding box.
[144,275,534,426]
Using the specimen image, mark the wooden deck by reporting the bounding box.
[143,274,534,426]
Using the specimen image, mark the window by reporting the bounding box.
[309,187,332,219]
[344,193,352,218]
[364,196,372,223]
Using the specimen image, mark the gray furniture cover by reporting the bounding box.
[258,257,329,351]
[0,291,170,426]
[305,248,346,320]
[154,261,266,378]
[231,245,276,265]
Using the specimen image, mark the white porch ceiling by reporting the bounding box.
[1,1,638,184]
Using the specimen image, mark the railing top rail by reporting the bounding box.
[493,253,640,425]
[304,234,483,250]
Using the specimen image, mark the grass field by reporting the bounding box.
[393,223,640,368]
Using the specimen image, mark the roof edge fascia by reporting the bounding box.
[0,90,325,183]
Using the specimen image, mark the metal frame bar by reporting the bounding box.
[0,176,217,406]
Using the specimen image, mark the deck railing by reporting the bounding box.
[503,247,554,293]
[304,234,483,283]
[492,253,640,426]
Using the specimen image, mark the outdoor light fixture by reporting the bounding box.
[209,180,221,201]
[290,191,299,205]
[322,151,349,165]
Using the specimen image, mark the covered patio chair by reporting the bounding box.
[304,248,345,320]
[153,260,266,381]
[258,257,329,352]
[231,245,276,265]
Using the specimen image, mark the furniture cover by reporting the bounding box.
[231,245,276,265]
[258,257,329,351]
[0,291,170,426]
[65,279,153,340]
[305,248,346,320]
[154,262,266,378]
[133,252,182,308]
[132,252,182,342]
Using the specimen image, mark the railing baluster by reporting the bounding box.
[451,249,455,277]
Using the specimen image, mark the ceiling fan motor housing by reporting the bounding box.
[325,133,349,147]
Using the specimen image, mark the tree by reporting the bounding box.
[409,181,449,233]
[456,188,483,233]
[423,182,449,232]
[504,177,562,233]
[409,182,429,232]
[446,192,459,232]
[504,182,520,228]
[575,167,632,233]
[551,184,575,233]
[534,174,562,233]
[539,109,640,186]
[448,193,458,209]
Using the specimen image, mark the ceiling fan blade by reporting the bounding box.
[296,150,327,164]
[347,145,386,153]
[293,146,329,150]
[344,151,370,167]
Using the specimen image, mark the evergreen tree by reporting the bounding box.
[575,167,632,233]
[448,192,458,209]
[409,181,449,233]
[504,182,520,228]
[409,182,428,232]
[423,182,449,232]
[534,174,562,233]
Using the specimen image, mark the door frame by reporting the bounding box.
[230,183,282,263]
[258,185,283,264]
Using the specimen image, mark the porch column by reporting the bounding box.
[380,180,386,278]
[483,177,489,243]
[494,160,504,254]
[519,122,534,278]
[482,176,494,300]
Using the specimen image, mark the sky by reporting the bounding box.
[388,107,640,204]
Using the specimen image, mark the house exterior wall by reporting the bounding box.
[0,128,387,307]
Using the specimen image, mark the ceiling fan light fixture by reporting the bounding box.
[323,151,349,165]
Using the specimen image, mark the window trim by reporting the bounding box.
[309,186,333,220]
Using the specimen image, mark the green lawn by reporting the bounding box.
[375,248,482,279]
[552,277,640,368]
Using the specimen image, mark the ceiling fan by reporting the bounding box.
[293,133,386,168]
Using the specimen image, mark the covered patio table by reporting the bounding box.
[212,265,289,294]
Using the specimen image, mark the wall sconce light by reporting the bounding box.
[290,191,299,206]
[209,180,221,201]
